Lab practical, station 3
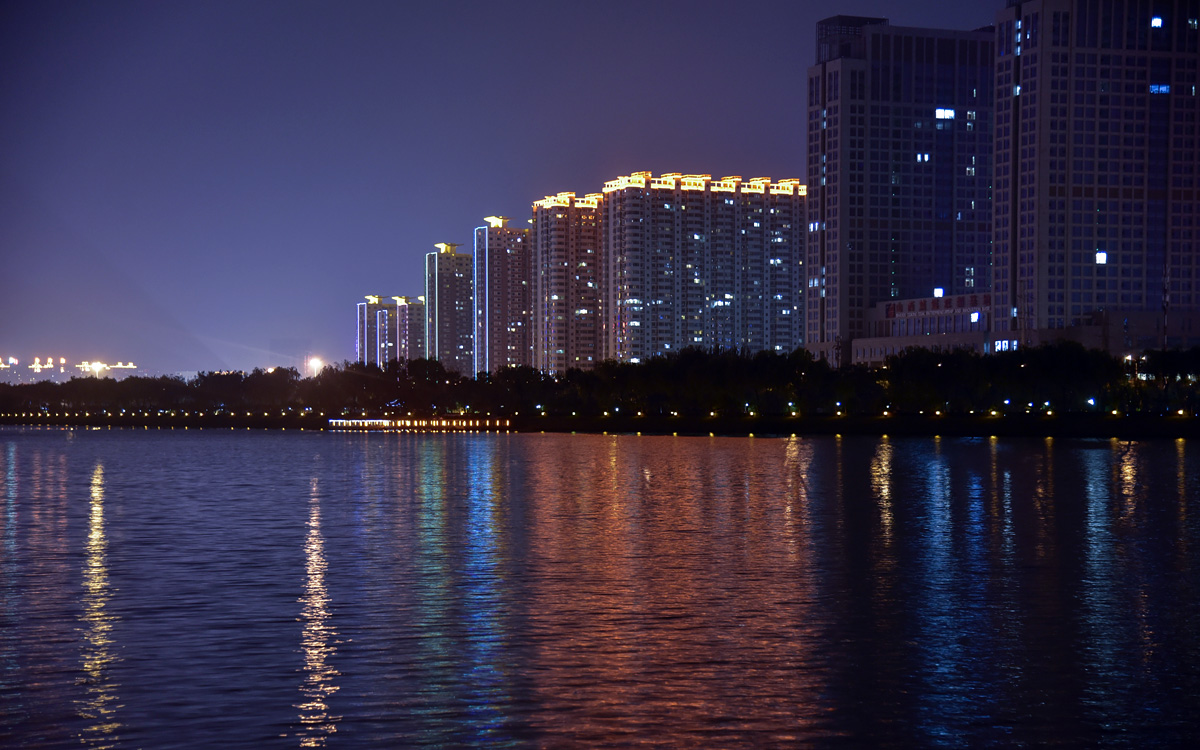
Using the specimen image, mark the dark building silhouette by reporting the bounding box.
[993,0,1200,354]
[805,16,996,365]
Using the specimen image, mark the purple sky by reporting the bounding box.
[1,0,999,374]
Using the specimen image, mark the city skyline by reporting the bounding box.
[1,0,998,374]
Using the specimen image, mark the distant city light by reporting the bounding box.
[308,357,324,376]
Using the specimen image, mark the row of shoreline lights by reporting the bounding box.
[0,357,138,374]
[4,410,1192,421]
[3,357,328,377]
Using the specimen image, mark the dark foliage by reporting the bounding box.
[2,344,1197,418]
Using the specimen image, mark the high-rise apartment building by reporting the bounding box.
[530,193,601,374]
[806,16,995,364]
[393,295,426,362]
[993,0,1200,353]
[601,173,806,363]
[424,242,475,376]
[474,216,532,374]
[356,295,391,367]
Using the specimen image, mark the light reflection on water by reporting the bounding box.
[295,476,338,747]
[77,463,122,748]
[0,427,1198,747]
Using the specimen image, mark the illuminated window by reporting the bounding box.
[933,288,944,297]
[1096,251,1107,264]
[935,108,956,119]
[1151,16,1163,27]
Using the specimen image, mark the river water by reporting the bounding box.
[1,426,1198,747]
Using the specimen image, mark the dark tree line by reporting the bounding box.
[3,343,1199,418]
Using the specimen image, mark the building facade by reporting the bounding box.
[424,243,475,376]
[993,0,1200,354]
[601,173,806,363]
[474,216,532,374]
[530,193,601,375]
[853,291,992,365]
[805,16,995,365]
[356,295,391,367]
[393,295,426,362]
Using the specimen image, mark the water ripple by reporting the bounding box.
[0,427,1197,747]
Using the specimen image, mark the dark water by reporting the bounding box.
[1,427,1198,748]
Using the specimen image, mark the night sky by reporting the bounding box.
[1,0,997,374]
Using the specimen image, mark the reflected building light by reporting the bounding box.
[984,436,1015,560]
[461,441,512,720]
[921,442,954,597]
[1117,443,1140,520]
[869,438,895,542]
[1030,438,1055,557]
[78,463,123,745]
[296,477,339,747]
[1080,444,1124,680]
